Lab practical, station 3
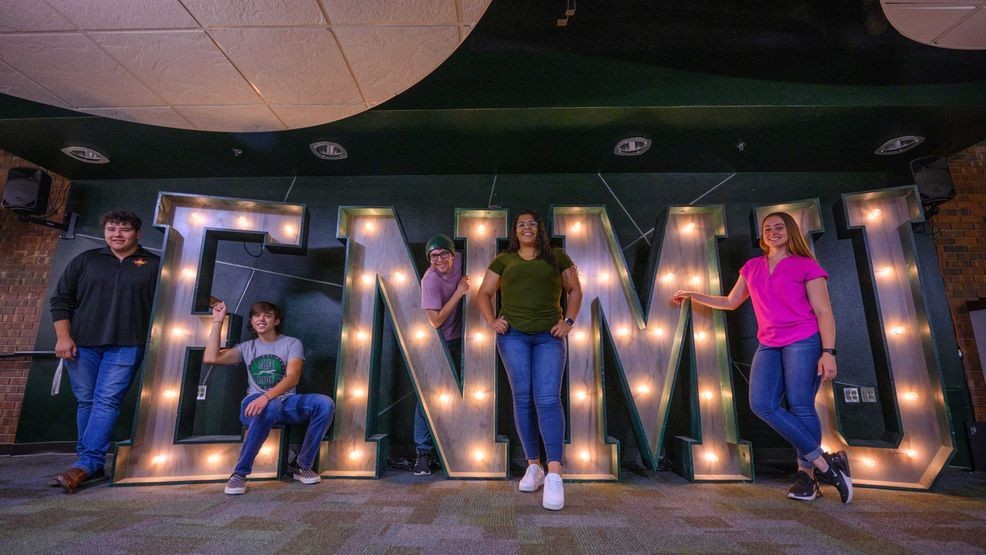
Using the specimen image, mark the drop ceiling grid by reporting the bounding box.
[0,0,490,130]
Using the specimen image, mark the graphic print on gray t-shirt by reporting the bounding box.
[235,335,305,397]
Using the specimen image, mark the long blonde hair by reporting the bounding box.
[759,211,815,260]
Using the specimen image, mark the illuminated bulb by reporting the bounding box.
[361,273,373,286]
[703,452,719,463]
[476,223,487,235]
[189,212,205,225]
[348,449,363,461]
[259,446,273,457]
[180,267,196,281]
[598,272,610,284]
[651,327,664,337]
[867,208,881,220]
[821,444,832,454]
[575,389,588,402]
[892,326,905,336]
[473,390,487,401]
[878,266,894,278]
[475,275,484,288]
[151,454,167,465]
[862,457,876,467]
[414,328,427,341]
[682,222,696,233]
[439,393,451,405]
[351,387,366,399]
[902,391,918,401]
[162,389,178,400]
[904,449,918,459]
[579,450,591,462]
[355,330,369,342]
[473,449,486,462]
[689,275,702,286]
[701,390,714,401]
[237,216,250,228]
[660,272,674,284]
[393,271,407,284]
[617,326,631,338]
[474,331,487,342]
[364,221,376,233]
[571,221,583,233]
[573,331,587,342]
[636,384,651,395]
[206,453,221,464]
[695,331,708,341]
[170,327,189,338]
[282,223,297,236]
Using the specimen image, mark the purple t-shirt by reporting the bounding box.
[739,255,829,347]
[421,252,463,341]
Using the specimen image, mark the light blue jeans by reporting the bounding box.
[496,328,567,463]
[67,346,144,476]
[234,393,335,476]
[749,332,824,470]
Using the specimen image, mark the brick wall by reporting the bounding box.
[942,141,986,421]
[0,151,71,445]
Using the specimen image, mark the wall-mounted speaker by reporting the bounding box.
[910,156,955,207]
[2,167,51,214]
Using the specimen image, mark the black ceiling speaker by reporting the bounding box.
[2,167,51,214]
[909,156,956,207]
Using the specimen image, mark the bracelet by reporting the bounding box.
[262,393,272,401]
[212,321,223,326]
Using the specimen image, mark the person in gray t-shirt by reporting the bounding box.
[204,300,334,495]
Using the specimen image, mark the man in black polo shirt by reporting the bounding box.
[49,210,160,493]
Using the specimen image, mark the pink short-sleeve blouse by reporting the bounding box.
[739,255,829,347]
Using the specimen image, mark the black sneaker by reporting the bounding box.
[817,450,853,504]
[787,471,822,501]
[412,450,433,476]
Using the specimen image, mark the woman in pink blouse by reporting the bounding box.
[673,211,853,504]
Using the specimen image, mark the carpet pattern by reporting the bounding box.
[1,454,985,554]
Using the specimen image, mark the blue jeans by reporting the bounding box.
[413,338,461,453]
[66,346,144,476]
[749,333,823,470]
[234,393,335,476]
[496,328,567,463]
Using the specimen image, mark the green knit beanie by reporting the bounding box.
[425,234,455,258]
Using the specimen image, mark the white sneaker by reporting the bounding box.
[542,472,564,510]
[519,463,545,492]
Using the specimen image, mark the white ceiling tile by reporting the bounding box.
[182,0,326,27]
[43,0,198,30]
[270,104,364,128]
[461,0,494,25]
[335,26,459,105]
[80,106,192,129]
[883,5,977,44]
[0,33,162,108]
[938,7,986,48]
[0,60,68,107]
[174,104,285,132]
[321,0,457,25]
[209,28,362,104]
[90,31,260,106]
[0,1,74,32]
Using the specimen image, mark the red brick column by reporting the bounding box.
[941,142,986,421]
[0,151,71,445]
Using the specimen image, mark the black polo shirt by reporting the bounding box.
[50,245,160,347]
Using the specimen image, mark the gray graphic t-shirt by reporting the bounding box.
[235,335,305,397]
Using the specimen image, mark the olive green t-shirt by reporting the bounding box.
[488,247,574,333]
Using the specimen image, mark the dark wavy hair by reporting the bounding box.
[100,210,142,231]
[506,209,555,266]
[248,301,284,336]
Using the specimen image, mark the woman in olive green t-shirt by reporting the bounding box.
[477,210,582,511]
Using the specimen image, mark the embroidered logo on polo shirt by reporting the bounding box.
[133,258,148,267]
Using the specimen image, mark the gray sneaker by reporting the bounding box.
[817,450,853,504]
[224,473,247,495]
[293,467,321,485]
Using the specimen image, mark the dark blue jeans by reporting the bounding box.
[496,328,567,463]
[234,393,334,476]
[749,332,823,470]
[413,338,461,453]
[66,346,144,475]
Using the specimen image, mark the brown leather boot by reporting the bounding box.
[54,468,89,494]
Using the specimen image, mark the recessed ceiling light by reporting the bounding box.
[614,137,651,157]
[310,141,348,160]
[61,146,109,164]
[875,135,924,156]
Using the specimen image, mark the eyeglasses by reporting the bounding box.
[429,251,452,261]
[516,221,539,229]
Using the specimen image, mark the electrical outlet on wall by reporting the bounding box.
[860,387,877,402]
[843,387,860,403]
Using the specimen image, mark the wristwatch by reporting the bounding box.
[822,348,837,356]
[563,317,576,327]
